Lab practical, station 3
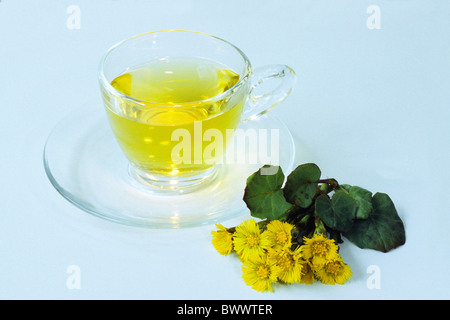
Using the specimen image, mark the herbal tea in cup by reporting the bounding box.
[107,57,244,177]
[99,30,295,193]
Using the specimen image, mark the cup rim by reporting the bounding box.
[98,29,252,107]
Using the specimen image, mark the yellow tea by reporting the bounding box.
[106,57,244,177]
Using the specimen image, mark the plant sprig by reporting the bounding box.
[243,163,406,253]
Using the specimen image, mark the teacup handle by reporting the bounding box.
[241,64,296,122]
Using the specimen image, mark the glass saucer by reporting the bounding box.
[43,106,296,228]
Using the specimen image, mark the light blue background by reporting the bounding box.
[1,0,449,299]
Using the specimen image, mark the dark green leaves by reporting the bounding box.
[283,163,321,208]
[344,193,406,252]
[243,163,406,253]
[244,163,319,220]
[243,165,292,220]
[341,185,372,219]
[315,191,356,232]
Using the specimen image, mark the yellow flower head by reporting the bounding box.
[211,224,234,255]
[242,254,280,292]
[315,257,352,285]
[298,259,315,284]
[263,220,294,249]
[267,247,303,284]
[301,233,339,267]
[233,219,271,262]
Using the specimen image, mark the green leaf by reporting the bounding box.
[283,163,321,208]
[347,186,373,219]
[315,190,357,232]
[243,165,292,220]
[343,193,406,252]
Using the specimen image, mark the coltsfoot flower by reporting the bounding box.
[211,224,234,255]
[233,219,271,262]
[212,218,353,292]
[267,247,303,284]
[263,220,294,249]
[242,254,280,292]
[314,257,352,285]
[298,258,315,284]
[301,233,339,268]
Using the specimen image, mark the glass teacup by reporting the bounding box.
[98,30,295,193]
